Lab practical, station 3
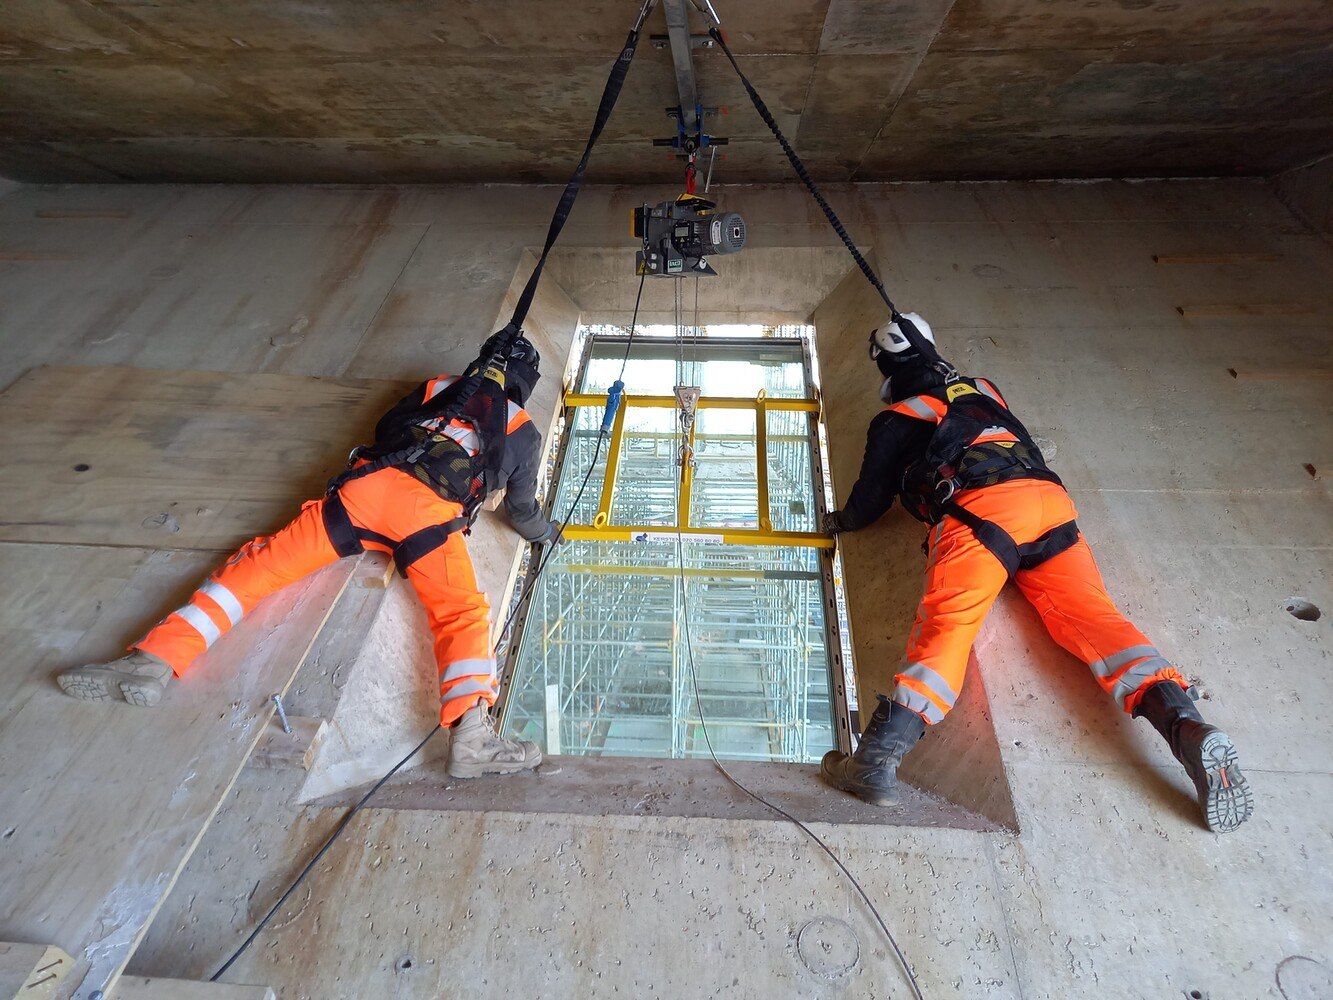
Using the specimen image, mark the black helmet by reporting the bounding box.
[506,336,541,405]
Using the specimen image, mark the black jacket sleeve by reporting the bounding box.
[839,411,932,531]
[501,421,550,541]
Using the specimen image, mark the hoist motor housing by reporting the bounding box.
[633,194,746,277]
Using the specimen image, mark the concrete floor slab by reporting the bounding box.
[2,178,1328,999]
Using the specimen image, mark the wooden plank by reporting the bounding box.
[357,551,396,589]
[1227,368,1333,381]
[1177,303,1313,317]
[0,367,411,552]
[0,544,360,1000]
[247,716,327,771]
[0,943,74,999]
[1152,252,1279,264]
[110,977,273,999]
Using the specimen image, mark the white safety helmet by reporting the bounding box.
[868,312,935,367]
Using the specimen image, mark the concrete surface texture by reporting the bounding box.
[2,1,1333,184]
[1277,154,1333,239]
[0,178,1330,998]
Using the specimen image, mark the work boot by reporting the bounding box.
[446,705,542,778]
[820,695,925,806]
[1133,680,1254,834]
[56,649,174,707]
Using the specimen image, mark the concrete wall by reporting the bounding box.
[1276,154,1333,238]
[2,179,1330,998]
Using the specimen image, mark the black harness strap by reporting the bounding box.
[393,519,472,577]
[324,483,470,576]
[322,491,398,558]
[943,503,1080,579]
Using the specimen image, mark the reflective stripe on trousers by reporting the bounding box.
[891,480,1188,724]
[135,468,500,726]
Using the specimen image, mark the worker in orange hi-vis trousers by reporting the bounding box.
[818,314,1254,833]
[58,336,562,779]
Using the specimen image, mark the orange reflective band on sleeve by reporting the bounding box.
[887,395,946,422]
[505,401,533,434]
[972,426,1020,446]
[975,379,1008,408]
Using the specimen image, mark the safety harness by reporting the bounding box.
[322,370,514,575]
[888,378,1080,577]
[319,2,653,577]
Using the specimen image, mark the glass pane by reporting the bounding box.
[501,539,836,763]
[501,326,845,765]
[765,409,816,533]
[690,408,758,529]
[580,336,809,398]
[552,406,609,526]
[613,406,679,526]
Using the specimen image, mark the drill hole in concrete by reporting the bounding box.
[395,955,414,973]
[1189,991,1206,1000]
[1284,598,1322,622]
[73,463,90,472]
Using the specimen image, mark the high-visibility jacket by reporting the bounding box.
[844,373,1077,577]
[322,374,550,576]
[355,374,548,538]
[885,376,1060,525]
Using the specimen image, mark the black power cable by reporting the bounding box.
[209,724,439,982]
[666,323,923,997]
[210,273,647,984]
[672,530,924,1000]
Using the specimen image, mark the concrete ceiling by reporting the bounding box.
[2,1,1332,185]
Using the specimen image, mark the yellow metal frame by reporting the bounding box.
[562,391,833,550]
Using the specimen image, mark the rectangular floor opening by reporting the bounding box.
[497,324,856,763]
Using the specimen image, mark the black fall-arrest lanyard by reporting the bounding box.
[325,0,657,503]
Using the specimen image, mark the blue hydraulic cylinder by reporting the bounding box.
[602,380,625,433]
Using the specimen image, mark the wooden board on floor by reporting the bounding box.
[110,977,274,1000]
[0,366,411,552]
[247,715,326,771]
[0,542,360,1000]
[0,943,73,999]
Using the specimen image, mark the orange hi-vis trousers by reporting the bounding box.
[136,467,496,726]
[892,479,1188,725]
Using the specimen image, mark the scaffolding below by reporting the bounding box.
[498,329,851,764]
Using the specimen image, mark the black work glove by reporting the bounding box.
[821,510,845,535]
[534,519,566,546]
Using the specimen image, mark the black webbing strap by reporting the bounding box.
[944,502,1080,579]
[708,26,943,369]
[507,19,648,335]
[341,7,651,489]
[322,492,366,558]
[393,518,471,577]
[322,491,397,558]
[327,450,402,494]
